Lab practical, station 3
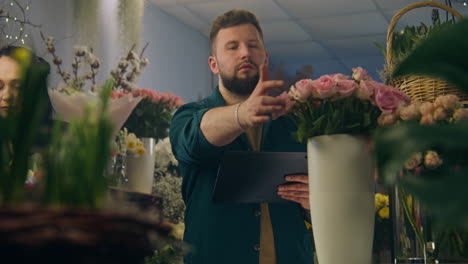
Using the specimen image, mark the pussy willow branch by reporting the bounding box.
[40,31,68,85]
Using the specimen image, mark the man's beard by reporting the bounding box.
[220,71,259,96]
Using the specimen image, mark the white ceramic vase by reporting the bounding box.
[126,137,156,194]
[307,134,375,264]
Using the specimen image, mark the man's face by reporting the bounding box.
[0,56,20,117]
[209,24,268,95]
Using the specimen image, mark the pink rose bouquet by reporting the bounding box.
[113,89,184,139]
[289,67,410,142]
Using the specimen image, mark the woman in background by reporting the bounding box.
[0,46,22,117]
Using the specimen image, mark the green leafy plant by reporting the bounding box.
[118,89,184,139]
[386,21,455,62]
[375,18,468,226]
[376,19,457,83]
[44,81,113,207]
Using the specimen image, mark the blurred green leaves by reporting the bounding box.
[375,18,468,226]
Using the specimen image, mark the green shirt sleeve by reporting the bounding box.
[169,102,227,165]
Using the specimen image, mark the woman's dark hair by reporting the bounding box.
[0,45,50,74]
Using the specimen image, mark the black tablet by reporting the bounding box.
[213,151,308,203]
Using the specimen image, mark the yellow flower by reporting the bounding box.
[170,222,185,240]
[127,140,136,150]
[136,147,145,155]
[375,193,389,211]
[136,141,143,148]
[378,206,390,219]
[406,195,413,209]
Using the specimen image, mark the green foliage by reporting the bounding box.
[375,18,468,227]
[375,20,456,62]
[145,245,183,264]
[393,19,468,90]
[0,51,50,204]
[291,97,381,143]
[124,98,172,140]
[45,83,113,208]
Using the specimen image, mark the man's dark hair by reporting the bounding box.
[209,9,263,55]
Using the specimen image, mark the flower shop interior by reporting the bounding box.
[1,0,468,263]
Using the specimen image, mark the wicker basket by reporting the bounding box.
[386,1,466,102]
[0,206,173,264]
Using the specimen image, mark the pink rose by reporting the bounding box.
[404,152,422,170]
[377,113,398,127]
[175,97,184,107]
[355,80,377,101]
[111,91,123,99]
[293,79,315,101]
[433,107,448,121]
[330,73,350,81]
[419,102,435,116]
[424,151,443,169]
[441,94,460,110]
[420,114,436,125]
[352,67,371,82]
[374,85,411,114]
[335,79,357,99]
[453,108,468,122]
[312,75,337,99]
[399,102,421,121]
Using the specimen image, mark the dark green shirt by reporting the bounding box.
[169,87,313,264]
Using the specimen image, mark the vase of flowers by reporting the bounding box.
[112,89,183,194]
[125,137,155,194]
[289,67,410,264]
[373,193,393,263]
[110,128,146,188]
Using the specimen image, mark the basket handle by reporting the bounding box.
[386,1,463,67]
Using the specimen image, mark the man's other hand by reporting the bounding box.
[277,174,310,210]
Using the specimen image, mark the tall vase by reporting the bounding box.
[126,137,156,194]
[307,134,375,264]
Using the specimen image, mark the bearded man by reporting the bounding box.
[169,9,313,264]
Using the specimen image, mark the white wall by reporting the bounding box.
[16,0,212,103]
[139,3,213,103]
[270,57,383,82]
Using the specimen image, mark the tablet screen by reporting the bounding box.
[213,151,308,203]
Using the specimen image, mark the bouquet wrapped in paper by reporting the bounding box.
[43,35,148,136]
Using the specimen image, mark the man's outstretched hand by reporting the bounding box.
[237,64,286,128]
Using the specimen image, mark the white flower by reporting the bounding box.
[73,45,88,57]
[110,69,119,79]
[140,57,149,67]
[118,59,129,69]
[46,36,55,46]
[128,51,139,60]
